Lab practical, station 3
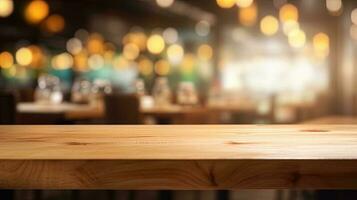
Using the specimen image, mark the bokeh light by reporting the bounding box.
[138,58,154,76]
[16,47,33,66]
[123,43,140,60]
[181,53,196,74]
[88,54,104,70]
[282,20,300,35]
[288,29,306,48]
[239,2,257,27]
[87,33,105,54]
[279,4,298,22]
[28,45,44,68]
[313,32,329,55]
[122,32,147,51]
[154,59,170,76]
[216,0,235,9]
[0,51,14,69]
[73,50,88,71]
[24,0,49,24]
[52,53,73,70]
[44,14,65,33]
[260,15,279,36]
[163,27,178,44]
[156,0,174,8]
[351,8,357,25]
[197,44,213,61]
[195,20,210,36]
[236,0,254,8]
[167,44,184,65]
[147,34,165,54]
[66,38,83,55]
[326,0,342,15]
[0,0,13,17]
[113,56,129,69]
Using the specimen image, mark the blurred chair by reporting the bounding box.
[0,91,17,124]
[104,94,141,124]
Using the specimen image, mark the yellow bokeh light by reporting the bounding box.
[239,2,257,27]
[44,14,65,33]
[216,0,235,9]
[24,0,49,24]
[260,15,279,36]
[236,0,254,8]
[313,32,330,58]
[167,44,184,64]
[288,29,306,48]
[279,4,298,22]
[51,53,73,70]
[123,43,140,60]
[154,59,170,76]
[181,53,196,74]
[197,44,213,61]
[0,0,14,17]
[16,47,33,66]
[0,51,13,69]
[147,34,165,54]
[138,58,153,76]
[282,20,299,35]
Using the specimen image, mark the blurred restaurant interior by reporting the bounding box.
[1,0,357,199]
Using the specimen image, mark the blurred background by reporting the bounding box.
[0,0,357,199]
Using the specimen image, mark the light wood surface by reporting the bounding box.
[17,102,104,120]
[1,125,357,189]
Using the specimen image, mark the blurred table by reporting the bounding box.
[17,102,104,121]
[140,105,208,124]
[2,125,357,189]
[303,115,357,124]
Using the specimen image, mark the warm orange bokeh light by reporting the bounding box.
[239,2,257,27]
[279,3,298,22]
[44,14,65,33]
[24,0,49,24]
[0,51,14,69]
[216,0,235,9]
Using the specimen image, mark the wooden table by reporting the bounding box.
[1,125,357,189]
[17,102,104,120]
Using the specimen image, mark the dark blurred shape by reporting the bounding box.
[0,91,16,124]
[17,88,35,102]
[16,113,65,124]
[104,94,141,124]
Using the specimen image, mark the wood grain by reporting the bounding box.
[1,125,357,189]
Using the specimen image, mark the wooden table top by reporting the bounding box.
[2,125,357,189]
[0,125,355,160]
